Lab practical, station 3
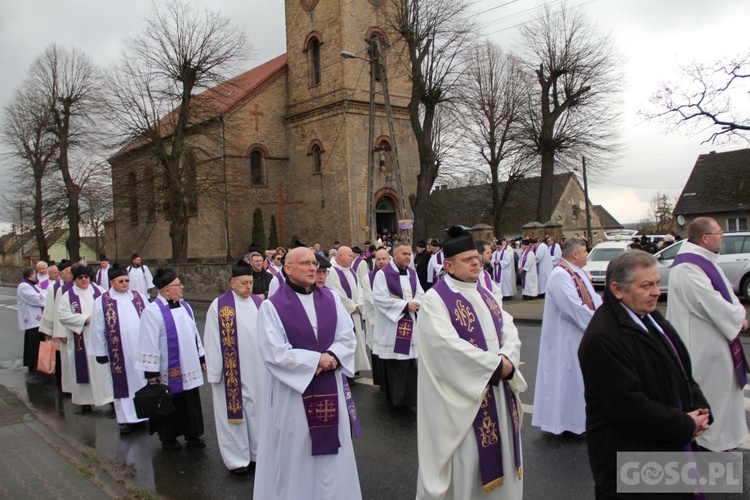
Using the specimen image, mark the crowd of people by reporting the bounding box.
[13,216,748,499]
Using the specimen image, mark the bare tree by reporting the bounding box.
[519,3,621,223]
[388,0,477,245]
[648,52,750,143]
[1,85,58,261]
[28,44,103,262]
[79,162,113,255]
[647,192,675,234]
[105,0,247,262]
[462,42,534,237]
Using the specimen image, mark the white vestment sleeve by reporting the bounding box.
[204,299,223,384]
[326,267,357,314]
[39,287,57,335]
[546,270,596,331]
[17,283,46,308]
[57,292,88,333]
[372,271,409,323]
[88,296,108,357]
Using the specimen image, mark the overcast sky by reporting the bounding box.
[1,0,748,230]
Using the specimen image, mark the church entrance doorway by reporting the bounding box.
[375,195,398,238]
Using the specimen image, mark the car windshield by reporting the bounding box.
[588,247,625,262]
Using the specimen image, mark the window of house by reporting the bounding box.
[128,172,138,224]
[572,205,580,220]
[727,217,748,232]
[250,150,265,186]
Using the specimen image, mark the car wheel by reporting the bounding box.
[743,275,750,301]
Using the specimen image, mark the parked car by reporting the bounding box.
[583,240,632,287]
[654,231,750,298]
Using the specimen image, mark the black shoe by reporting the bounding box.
[119,424,132,434]
[229,466,249,476]
[186,437,206,448]
[161,440,181,450]
[81,405,92,412]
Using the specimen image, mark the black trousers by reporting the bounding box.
[23,327,42,370]
[150,387,204,443]
[382,358,418,408]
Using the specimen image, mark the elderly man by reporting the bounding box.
[363,248,391,387]
[35,261,50,291]
[57,265,112,411]
[314,252,332,287]
[89,263,148,433]
[373,241,424,408]
[136,268,206,450]
[128,253,154,297]
[44,261,73,392]
[579,251,711,499]
[249,252,273,299]
[667,217,750,451]
[416,226,525,499]
[95,254,111,290]
[533,238,601,436]
[254,247,362,499]
[16,268,47,372]
[326,246,371,373]
[204,260,265,474]
[518,240,538,300]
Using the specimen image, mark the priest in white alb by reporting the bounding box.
[372,241,424,408]
[519,240,538,300]
[326,246,371,373]
[534,238,553,298]
[254,247,362,500]
[493,238,516,300]
[57,265,113,411]
[363,248,391,387]
[128,253,154,297]
[16,267,47,372]
[89,263,148,433]
[95,254,111,291]
[532,238,601,435]
[204,260,265,475]
[47,260,75,393]
[416,226,525,500]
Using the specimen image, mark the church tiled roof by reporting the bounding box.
[112,54,288,158]
[673,148,750,216]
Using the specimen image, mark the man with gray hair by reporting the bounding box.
[579,251,711,498]
[667,216,749,451]
[533,237,601,436]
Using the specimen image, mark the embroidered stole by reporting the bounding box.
[433,279,523,492]
[102,291,145,398]
[672,252,749,387]
[493,247,506,283]
[68,286,102,384]
[155,298,195,394]
[520,249,532,288]
[556,260,595,310]
[217,290,262,423]
[383,264,418,355]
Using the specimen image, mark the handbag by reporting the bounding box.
[133,382,176,418]
[37,339,56,375]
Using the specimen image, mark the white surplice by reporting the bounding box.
[666,241,750,451]
[532,261,601,435]
[89,290,148,424]
[361,270,378,349]
[535,243,553,294]
[493,246,516,298]
[204,291,265,469]
[253,289,362,500]
[95,265,111,290]
[57,284,114,407]
[326,262,370,372]
[426,250,444,284]
[128,265,154,297]
[16,281,46,330]
[549,243,562,266]
[372,261,425,359]
[520,249,538,297]
[134,296,205,392]
[39,279,61,336]
[51,281,76,392]
[416,275,526,500]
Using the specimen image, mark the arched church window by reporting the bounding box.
[304,33,323,87]
[144,166,156,221]
[250,149,265,186]
[308,140,325,175]
[128,172,138,224]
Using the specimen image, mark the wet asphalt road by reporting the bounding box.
[1,285,748,499]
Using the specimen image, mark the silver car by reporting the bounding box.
[654,231,750,299]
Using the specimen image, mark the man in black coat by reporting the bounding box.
[578,250,711,499]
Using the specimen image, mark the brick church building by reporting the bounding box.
[106,0,418,261]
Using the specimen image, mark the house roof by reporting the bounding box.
[6,231,35,255]
[592,205,622,229]
[429,172,580,236]
[0,233,16,253]
[112,54,288,159]
[673,148,750,215]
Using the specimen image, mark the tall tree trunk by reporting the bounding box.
[32,165,49,262]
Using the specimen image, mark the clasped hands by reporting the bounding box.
[688,408,710,438]
[316,352,338,376]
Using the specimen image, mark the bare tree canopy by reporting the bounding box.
[519,3,621,223]
[648,52,750,143]
[27,43,103,262]
[106,0,248,262]
[461,41,533,237]
[388,0,477,245]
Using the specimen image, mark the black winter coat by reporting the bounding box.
[578,290,711,499]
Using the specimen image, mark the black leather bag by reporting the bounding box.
[134,382,175,418]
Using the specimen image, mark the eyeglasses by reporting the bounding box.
[75,275,90,280]
[289,260,319,269]
[704,231,724,236]
[315,268,330,275]
[114,279,130,284]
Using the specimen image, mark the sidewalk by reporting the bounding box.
[0,385,132,499]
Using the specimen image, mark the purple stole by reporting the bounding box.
[217,290,262,423]
[368,267,379,288]
[68,286,102,384]
[40,278,50,290]
[433,278,522,491]
[155,298,195,394]
[23,279,41,293]
[672,252,749,387]
[493,248,506,283]
[54,279,62,296]
[352,255,364,272]
[556,260,595,310]
[102,291,145,398]
[480,269,493,291]
[432,250,444,282]
[334,266,358,299]
[383,264,418,355]
[267,260,278,276]
[269,285,342,455]
[96,267,108,287]
[550,244,556,256]
[520,249,532,288]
